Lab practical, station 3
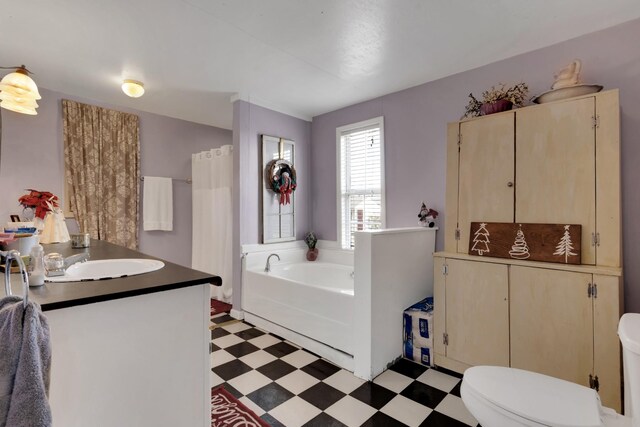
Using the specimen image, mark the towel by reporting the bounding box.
[143,176,173,231]
[0,296,52,427]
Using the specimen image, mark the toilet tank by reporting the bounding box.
[619,313,640,419]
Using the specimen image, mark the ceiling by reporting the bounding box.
[2,0,640,129]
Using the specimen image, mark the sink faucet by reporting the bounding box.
[64,252,90,269]
[265,254,280,273]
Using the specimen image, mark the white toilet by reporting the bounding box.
[461,313,640,427]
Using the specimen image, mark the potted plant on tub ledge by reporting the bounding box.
[304,232,318,261]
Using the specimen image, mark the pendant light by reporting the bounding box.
[0,65,41,115]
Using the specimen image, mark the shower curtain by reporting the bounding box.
[192,145,233,302]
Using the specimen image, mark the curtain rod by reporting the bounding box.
[140,176,192,184]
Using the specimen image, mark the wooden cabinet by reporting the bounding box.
[510,266,594,386]
[436,90,622,412]
[445,90,621,268]
[434,257,509,368]
[510,266,622,411]
[434,255,622,411]
[515,98,596,264]
[456,114,515,254]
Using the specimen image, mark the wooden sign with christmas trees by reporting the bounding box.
[469,222,582,265]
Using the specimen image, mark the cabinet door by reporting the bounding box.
[445,259,509,367]
[458,114,515,254]
[510,266,593,388]
[593,274,622,412]
[433,257,446,359]
[515,98,596,264]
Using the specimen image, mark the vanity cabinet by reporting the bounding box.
[436,89,622,412]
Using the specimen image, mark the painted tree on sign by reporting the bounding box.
[553,225,578,263]
[509,225,530,259]
[471,222,490,255]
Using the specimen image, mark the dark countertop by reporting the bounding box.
[22,239,220,311]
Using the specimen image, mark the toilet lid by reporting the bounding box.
[464,366,603,427]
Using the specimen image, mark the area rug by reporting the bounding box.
[211,298,232,317]
[211,386,270,427]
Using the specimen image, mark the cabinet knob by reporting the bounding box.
[507,182,514,187]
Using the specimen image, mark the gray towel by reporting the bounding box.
[0,296,52,427]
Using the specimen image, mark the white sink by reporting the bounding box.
[46,258,165,282]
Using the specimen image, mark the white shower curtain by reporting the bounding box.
[192,145,233,302]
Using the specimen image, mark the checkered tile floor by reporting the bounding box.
[210,313,480,427]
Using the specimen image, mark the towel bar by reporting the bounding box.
[2,249,29,308]
[140,176,192,184]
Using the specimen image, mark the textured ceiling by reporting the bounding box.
[2,0,639,129]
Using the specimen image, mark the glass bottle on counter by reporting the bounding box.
[29,244,45,287]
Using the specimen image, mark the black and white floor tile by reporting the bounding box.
[211,313,480,427]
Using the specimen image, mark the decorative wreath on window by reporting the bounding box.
[267,159,297,205]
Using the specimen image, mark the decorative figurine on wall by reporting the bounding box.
[418,202,438,228]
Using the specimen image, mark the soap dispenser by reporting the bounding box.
[29,244,45,287]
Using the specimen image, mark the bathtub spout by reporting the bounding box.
[265,253,280,272]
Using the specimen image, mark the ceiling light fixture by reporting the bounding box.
[0,65,41,115]
[121,79,145,98]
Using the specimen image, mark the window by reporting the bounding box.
[337,117,385,249]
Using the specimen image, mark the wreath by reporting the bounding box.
[267,159,297,205]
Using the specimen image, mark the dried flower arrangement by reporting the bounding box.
[463,82,529,118]
[18,189,59,220]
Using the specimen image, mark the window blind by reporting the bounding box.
[340,123,383,249]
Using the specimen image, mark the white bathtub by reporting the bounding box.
[243,260,355,355]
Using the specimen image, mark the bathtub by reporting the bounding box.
[242,259,355,355]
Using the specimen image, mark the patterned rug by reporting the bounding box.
[211,298,232,317]
[211,386,270,427]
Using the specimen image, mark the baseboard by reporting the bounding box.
[230,309,244,320]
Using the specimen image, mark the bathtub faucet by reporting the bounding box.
[265,253,280,273]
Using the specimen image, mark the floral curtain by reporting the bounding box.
[62,99,140,249]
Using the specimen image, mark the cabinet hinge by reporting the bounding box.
[457,133,462,146]
[592,115,600,129]
[455,229,461,241]
[443,333,449,346]
[589,374,600,391]
[591,232,601,247]
[442,263,448,276]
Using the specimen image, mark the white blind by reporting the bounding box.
[340,123,383,249]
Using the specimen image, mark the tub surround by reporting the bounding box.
[354,227,437,380]
[241,228,436,381]
[9,239,219,427]
[242,240,354,369]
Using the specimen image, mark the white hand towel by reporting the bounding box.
[143,177,173,231]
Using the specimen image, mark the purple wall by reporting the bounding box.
[232,100,311,308]
[311,18,640,313]
[0,87,231,267]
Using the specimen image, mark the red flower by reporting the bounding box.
[18,189,59,220]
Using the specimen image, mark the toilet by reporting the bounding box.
[461,313,640,427]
